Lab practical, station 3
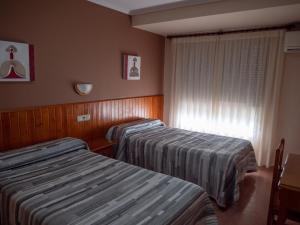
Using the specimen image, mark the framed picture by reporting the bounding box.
[0,40,34,82]
[123,54,141,80]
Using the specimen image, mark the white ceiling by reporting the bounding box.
[87,0,182,14]
[87,0,300,36]
[87,0,220,15]
[135,4,300,36]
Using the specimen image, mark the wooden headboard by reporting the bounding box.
[0,95,163,151]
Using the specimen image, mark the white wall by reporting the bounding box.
[276,53,300,158]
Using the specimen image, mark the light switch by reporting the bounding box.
[77,114,91,122]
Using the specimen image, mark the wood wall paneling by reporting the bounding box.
[0,95,163,151]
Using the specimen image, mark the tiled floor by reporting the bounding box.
[215,168,300,225]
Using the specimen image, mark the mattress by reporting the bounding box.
[0,137,218,225]
[106,119,257,207]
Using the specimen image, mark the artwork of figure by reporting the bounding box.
[0,40,34,82]
[129,57,139,77]
[0,45,26,79]
[123,54,141,80]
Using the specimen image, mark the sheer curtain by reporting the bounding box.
[164,30,285,167]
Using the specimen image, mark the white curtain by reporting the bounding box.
[164,30,285,167]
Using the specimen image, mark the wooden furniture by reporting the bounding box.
[276,153,300,225]
[89,138,114,158]
[267,139,285,225]
[0,95,163,151]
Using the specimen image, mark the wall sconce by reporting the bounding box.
[74,83,93,96]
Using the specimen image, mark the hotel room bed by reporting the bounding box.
[0,137,218,225]
[106,119,258,207]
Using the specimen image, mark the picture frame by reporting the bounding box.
[0,40,34,82]
[122,54,141,80]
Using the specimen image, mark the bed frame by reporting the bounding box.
[0,95,163,151]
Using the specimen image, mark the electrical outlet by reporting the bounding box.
[77,114,91,122]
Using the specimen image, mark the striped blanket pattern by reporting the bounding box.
[0,137,218,225]
[106,120,257,207]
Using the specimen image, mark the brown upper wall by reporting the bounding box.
[0,0,165,109]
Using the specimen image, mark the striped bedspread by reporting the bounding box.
[106,119,257,207]
[0,137,218,225]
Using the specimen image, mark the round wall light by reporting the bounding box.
[74,83,93,96]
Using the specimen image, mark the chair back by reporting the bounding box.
[267,138,285,225]
[273,139,285,186]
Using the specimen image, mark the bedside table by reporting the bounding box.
[89,138,114,158]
